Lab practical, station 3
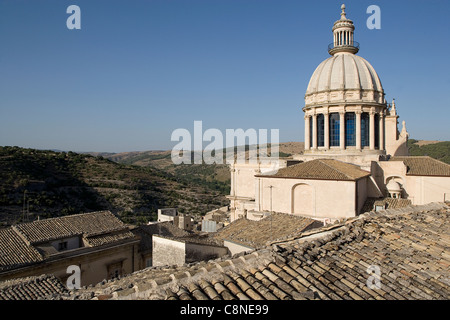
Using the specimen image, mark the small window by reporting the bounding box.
[58,241,68,251]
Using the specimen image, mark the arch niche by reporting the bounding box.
[291,183,315,216]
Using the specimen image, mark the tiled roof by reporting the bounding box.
[257,159,371,181]
[85,230,137,247]
[361,197,412,214]
[68,202,449,300]
[212,213,322,248]
[0,211,137,272]
[390,156,450,176]
[0,228,43,271]
[0,275,69,300]
[14,211,130,244]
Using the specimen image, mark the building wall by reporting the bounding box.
[356,178,368,214]
[223,240,254,256]
[258,177,358,219]
[405,176,450,205]
[0,241,140,287]
[185,243,229,264]
[378,160,450,204]
[152,236,185,267]
[157,208,178,222]
[50,236,80,251]
[152,235,229,267]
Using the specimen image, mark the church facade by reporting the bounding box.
[227,4,450,223]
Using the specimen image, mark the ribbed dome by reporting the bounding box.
[306,53,383,96]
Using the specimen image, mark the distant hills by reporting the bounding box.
[0,147,230,226]
[0,140,447,227]
[407,139,450,164]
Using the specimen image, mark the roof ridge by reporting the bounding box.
[16,210,113,226]
[317,159,353,179]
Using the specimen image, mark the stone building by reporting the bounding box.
[152,235,228,267]
[0,211,140,287]
[228,4,450,222]
[131,221,192,269]
[157,208,193,231]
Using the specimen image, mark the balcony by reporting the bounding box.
[328,41,359,55]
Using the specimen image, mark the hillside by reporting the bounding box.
[408,139,450,164]
[94,143,304,197]
[0,147,229,227]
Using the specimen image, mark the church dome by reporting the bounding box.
[304,4,386,108]
[305,53,384,96]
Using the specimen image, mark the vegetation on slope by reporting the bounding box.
[0,146,229,227]
[407,139,450,164]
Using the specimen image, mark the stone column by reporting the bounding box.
[379,113,384,150]
[369,110,375,150]
[312,114,317,149]
[304,115,310,151]
[230,168,235,196]
[355,111,362,150]
[324,112,330,149]
[339,111,345,150]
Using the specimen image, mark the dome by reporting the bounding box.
[386,180,402,192]
[306,53,383,96]
[303,4,386,108]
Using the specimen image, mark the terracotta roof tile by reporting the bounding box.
[0,211,136,273]
[14,211,129,244]
[257,159,371,181]
[0,228,43,271]
[390,156,450,176]
[213,212,322,248]
[0,275,68,300]
[34,202,450,300]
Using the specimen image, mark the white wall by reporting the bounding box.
[258,177,358,219]
[223,240,254,256]
[152,236,185,267]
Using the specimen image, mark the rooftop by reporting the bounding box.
[212,213,322,248]
[0,211,136,272]
[0,275,69,300]
[390,156,450,176]
[257,159,371,181]
[60,202,449,300]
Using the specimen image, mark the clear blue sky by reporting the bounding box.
[0,0,449,152]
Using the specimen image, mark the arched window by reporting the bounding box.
[374,113,380,149]
[345,113,356,147]
[317,114,324,147]
[361,113,370,147]
[329,113,340,147]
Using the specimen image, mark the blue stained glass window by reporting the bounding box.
[329,113,340,147]
[361,113,370,147]
[317,114,324,147]
[345,113,356,147]
[374,113,380,149]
